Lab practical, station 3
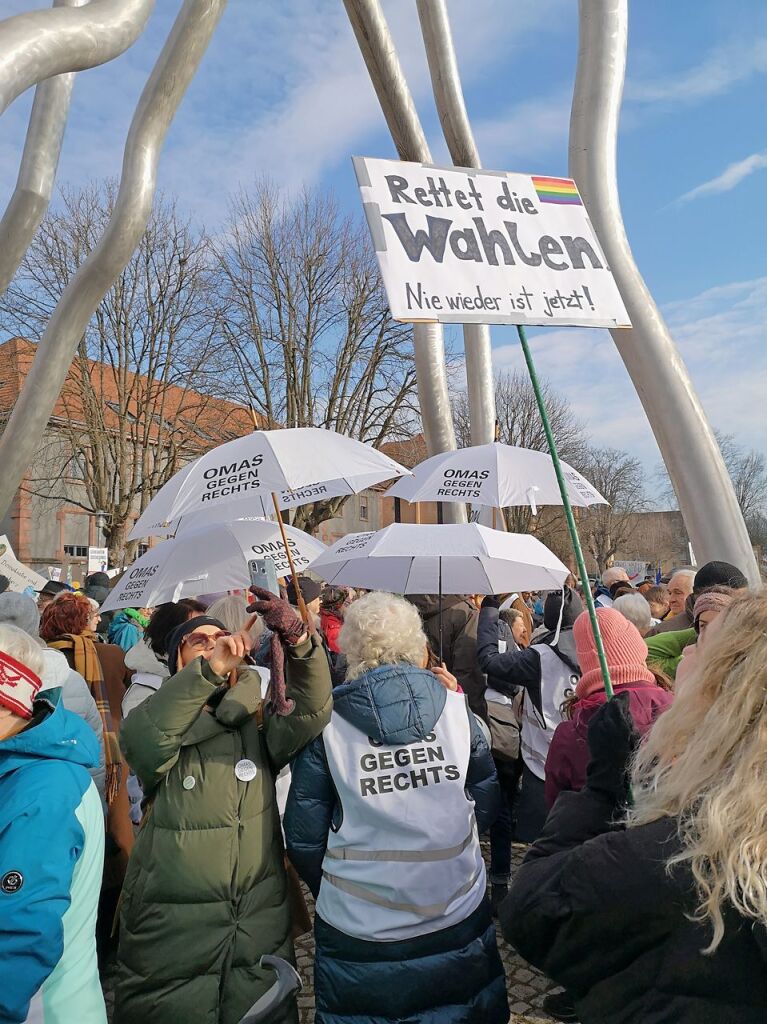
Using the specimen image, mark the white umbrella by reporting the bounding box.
[100,520,326,613]
[308,523,569,659]
[129,470,392,541]
[385,442,606,513]
[132,428,409,532]
[308,523,569,595]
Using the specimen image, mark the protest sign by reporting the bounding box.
[87,546,109,574]
[0,535,47,592]
[353,157,630,328]
[613,560,650,582]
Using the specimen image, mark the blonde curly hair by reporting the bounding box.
[340,591,427,681]
[628,590,767,952]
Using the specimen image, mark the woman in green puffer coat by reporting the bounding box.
[114,591,332,1024]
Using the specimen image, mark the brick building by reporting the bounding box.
[0,337,257,579]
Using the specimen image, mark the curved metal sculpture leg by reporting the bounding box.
[0,0,227,525]
[416,0,496,451]
[413,323,458,456]
[0,0,154,116]
[569,0,759,584]
[343,0,464,522]
[0,0,88,297]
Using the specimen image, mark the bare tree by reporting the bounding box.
[579,446,648,571]
[716,433,767,527]
[0,184,222,564]
[453,370,589,540]
[211,182,418,533]
[656,431,767,546]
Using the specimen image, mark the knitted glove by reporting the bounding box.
[247,587,306,717]
[481,594,501,610]
[247,587,306,645]
[585,691,640,804]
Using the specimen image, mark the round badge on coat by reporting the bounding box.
[182,776,196,790]
[1,871,23,894]
[235,759,257,783]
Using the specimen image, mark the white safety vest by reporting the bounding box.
[520,644,580,780]
[317,689,486,942]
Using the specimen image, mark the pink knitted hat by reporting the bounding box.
[573,607,655,698]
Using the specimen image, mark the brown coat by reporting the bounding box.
[407,594,487,719]
[61,638,134,871]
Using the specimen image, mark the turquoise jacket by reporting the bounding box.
[107,611,143,653]
[0,690,106,1024]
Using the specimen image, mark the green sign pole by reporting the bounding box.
[516,324,614,698]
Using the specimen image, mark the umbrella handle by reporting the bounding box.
[270,492,314,631]
[238,955,302,1024]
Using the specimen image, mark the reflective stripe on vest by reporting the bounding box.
[520,643,579,780]
[317,688,486,942]
[324,828,475,862]
[321,860,484,918]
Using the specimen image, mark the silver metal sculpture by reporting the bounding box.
[415,0,496,452]
[0,0,227,525]
[570,0,759,583]
[0,0,154,116]
[0,0,758,577]
[343,0,464,522]
[0,0,87,297]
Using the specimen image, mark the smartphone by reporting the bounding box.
[248,557,279,596]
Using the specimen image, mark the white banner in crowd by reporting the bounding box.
[353,156,630,328]
[0,535,47,592]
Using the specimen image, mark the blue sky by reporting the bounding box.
[1,0,766,484]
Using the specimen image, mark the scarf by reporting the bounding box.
[49,632,122,804]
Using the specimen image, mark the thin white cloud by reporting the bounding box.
[43,0,568,224]
[471,277,767,476]
[163,0,572,217]
[470,93,571,171]
[675,152,767,204]
[628,35,767,104]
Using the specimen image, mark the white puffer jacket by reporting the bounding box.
[39,646,106,804]
[122,640,169,720]
[122,641,173,823]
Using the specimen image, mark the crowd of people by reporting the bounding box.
[0,556,763,1024]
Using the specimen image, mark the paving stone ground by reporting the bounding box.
[104,843,558,1023]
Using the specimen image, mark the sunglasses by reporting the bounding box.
[183,630,230,651]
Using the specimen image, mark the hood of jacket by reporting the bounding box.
[543,588,583,631]
[530,626,579,676]
[38,646,75,689]
[571,679,673,736]
[0,688,99,780]
[124,638,169,678]
[407,593,472,623]
[332,662,448,744]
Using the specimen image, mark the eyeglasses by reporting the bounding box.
[183,630,230,651]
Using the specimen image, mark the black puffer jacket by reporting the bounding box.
[408,595,487,717]
[477,589,583,715]
[500,787,767,1023]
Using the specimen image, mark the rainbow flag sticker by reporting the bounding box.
[531,175,582,206]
